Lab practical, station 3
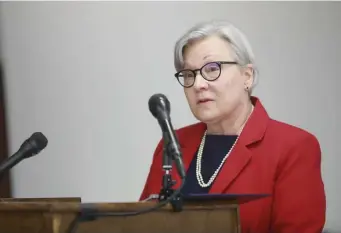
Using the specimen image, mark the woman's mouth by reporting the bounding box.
[198,99,213,104]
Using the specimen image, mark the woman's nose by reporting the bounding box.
[193,72,209,91]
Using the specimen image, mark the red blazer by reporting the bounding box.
[140,97,326,233]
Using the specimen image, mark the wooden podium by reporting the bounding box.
[0,195,265,233]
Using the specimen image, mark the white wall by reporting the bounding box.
[0,1,340,231]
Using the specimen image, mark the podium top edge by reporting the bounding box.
[0,194,270,213]
[0,200,239,213]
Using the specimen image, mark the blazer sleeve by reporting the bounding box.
[271,134,326,233]
[139,139,163,201]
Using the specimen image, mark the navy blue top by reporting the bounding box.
[181,134,238,195]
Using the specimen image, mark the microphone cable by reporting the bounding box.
[66,177,186,233]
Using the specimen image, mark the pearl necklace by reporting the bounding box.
[196,106,254,188]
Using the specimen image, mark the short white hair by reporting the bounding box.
[174,20,259,91]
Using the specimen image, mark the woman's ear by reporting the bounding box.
[243,63,254,89]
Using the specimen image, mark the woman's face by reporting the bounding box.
[182,35,253,125]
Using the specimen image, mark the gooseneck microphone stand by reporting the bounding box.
[158,132,184,211]
[158,146,175,200]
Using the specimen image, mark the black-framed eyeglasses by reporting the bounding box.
[174,61,238,88]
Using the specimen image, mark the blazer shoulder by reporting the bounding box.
[268,118,321,149]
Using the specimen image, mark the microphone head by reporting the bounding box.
[148,93,171,119]
[23,132,48,157]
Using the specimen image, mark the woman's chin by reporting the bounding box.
[193,111,220,124]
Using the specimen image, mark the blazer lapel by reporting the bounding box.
[209,141,252,193]
[209,96,270,193]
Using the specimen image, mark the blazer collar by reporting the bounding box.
[176,96,270,192]
[238,96,269,146]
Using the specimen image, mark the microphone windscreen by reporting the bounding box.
[29,132,48,153]
[148,93,171,119]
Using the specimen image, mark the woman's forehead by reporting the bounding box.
[182,36,234,68]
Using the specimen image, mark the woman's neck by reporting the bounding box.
[206,101,254,135]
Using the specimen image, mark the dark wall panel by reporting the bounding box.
[0,62,12,197]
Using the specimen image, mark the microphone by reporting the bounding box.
[0,132,48,175]
[148,93,186,179]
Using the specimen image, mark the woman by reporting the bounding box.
[140,20,326,233]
